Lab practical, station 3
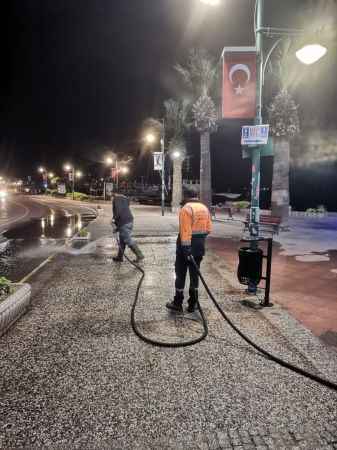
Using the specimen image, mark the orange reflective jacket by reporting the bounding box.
[179,201,212,246]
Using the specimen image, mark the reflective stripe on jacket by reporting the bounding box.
[179,201,212,246]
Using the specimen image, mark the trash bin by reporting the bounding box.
[237,247,263,286]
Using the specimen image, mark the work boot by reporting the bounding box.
[130,243,145,262]
[113,250,124,262]
[113,243,125,262]
[187,288,198,313]
[166,291,183,313]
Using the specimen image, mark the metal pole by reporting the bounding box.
[116,160,119,191]
[263,238,273,307]
[246,0,264,294]
[249,0,264,240]
[161,119,165,216]
[72,168,75,200]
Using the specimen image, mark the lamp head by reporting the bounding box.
[296,43,327,65]
[145,133,156,144]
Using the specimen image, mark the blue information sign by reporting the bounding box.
[241,125,269,146]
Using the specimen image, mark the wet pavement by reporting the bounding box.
[0,209,337,449]
[0,196,97,282]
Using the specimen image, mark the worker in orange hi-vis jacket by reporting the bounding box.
[166,196,212,313]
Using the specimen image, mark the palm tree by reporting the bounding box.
[175,49,218,208]
[163,99,189,211]
[265,39,300,225]
[268,89,300,223]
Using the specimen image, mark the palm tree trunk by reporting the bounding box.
[271,137,290,224]
[171,158,183,213]
[200,131,212,208]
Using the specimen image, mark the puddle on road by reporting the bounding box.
[0,212,94,282]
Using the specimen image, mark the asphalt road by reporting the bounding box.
[0,195,97,282]
[0,195,97,234]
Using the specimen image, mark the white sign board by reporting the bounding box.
[105,182,114,196]
[58,183,66,194]
[153,152,163,171]
[241,124,269,146]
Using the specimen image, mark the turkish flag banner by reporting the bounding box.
[222,47,256,119]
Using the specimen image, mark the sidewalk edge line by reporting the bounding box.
[19,254,56,284]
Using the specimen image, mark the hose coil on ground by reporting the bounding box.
[118,236,337,392]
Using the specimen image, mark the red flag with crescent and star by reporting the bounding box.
[222,47,256,119]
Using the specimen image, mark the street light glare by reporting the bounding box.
[105,157,113,165]
[38,167,45,173]
[48,172,54,178]
[76,171,82,178]
[145,133,156,144]
[296,44,327,65]
[120,167,129,175]
[172,151,181,159]
[200,0,220,5]
[64,164,72,171]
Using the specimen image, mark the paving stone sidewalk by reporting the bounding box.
[0,211,337,449]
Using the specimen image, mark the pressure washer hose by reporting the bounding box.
[118,236,337,392]
[126,251,209,347]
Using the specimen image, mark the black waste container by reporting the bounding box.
[237,247,263,286]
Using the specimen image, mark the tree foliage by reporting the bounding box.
[175,49,217,98]
[163,98,190,141]
[268,89,300,138]
[175,49,218,133]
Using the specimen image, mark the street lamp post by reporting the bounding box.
[160,119,165,217]
[105,155,132,196]
[64,164,82,200]
[201,0,327,294]
[38,167,48,190]
[145,119,166,216]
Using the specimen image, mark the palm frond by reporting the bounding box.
[175,49,218,98]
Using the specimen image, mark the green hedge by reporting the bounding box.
[232,201,250,210]
[66,192,89,201]
[45,189,57,196]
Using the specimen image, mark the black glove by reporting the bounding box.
[182,245,192,262]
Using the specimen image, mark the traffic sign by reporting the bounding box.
[241,124,269,146]
[153,152,163,171]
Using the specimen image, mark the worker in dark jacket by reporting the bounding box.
[112,193,144,262]
[166,197,212,313]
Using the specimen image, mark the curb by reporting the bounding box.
[0,283,31,337]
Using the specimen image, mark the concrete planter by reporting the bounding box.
[0,283,31,336]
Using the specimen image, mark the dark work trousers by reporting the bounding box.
[175,236,206,294]
[118,222,135,252]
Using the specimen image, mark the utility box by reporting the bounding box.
[237,247,263,286]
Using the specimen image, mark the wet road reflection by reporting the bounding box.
[0,211,93,282]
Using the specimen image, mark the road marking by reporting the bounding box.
[0,199,30,230]
[31,196,98,217]
[19,253,56,284]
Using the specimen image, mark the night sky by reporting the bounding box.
[0,0,336,208]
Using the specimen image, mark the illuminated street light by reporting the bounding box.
[105,157,114,165]
[200,0,220,5]
[172,151,181,159]
[48,172,54,178]
[145,133,156,144]
[296,44,327,65]
[120,166,129,175]
[38,167,45,173]
[63,163,82,200]
[144,121,165,216]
